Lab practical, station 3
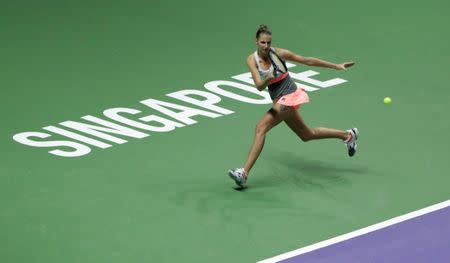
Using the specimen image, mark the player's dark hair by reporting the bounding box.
[256,24,271,39]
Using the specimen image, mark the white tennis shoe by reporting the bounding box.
[345,128,359,157]
[228,168,247,187]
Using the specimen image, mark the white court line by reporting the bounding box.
[258,199,450,263]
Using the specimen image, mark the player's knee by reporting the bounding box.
[299,130,314,142]
[300,135,311,142]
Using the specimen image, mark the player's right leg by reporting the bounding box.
[228,104,289,187]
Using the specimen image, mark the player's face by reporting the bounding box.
[256,33,272,55]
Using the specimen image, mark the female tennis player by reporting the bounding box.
[228,24,358,187]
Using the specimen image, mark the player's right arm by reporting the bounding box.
[246,54,274,91]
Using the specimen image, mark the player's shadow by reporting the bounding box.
[255,151,369,190]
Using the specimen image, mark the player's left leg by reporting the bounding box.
[284,109,359,156]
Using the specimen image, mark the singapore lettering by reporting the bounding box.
[12,63,348,157]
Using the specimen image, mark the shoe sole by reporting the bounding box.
[349,147,356,157]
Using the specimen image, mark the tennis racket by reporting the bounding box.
[268,49,288,75]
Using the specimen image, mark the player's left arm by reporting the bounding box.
[274,47,355,70]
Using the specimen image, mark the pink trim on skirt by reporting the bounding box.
[276,88,309,110]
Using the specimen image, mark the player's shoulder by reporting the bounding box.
[273,47,292,59]
[247,51,256,59]
[272,47,285,54]
[246,52,256,64]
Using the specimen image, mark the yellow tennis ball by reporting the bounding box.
[383,97,392,104]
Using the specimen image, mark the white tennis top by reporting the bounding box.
[254,48,275,80]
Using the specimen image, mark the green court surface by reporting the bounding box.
[1,1,450,262]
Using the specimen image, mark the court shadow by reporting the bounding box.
[233,186,248,191]
[254,151,369,190]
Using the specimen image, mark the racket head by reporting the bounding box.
[269,50,288,74]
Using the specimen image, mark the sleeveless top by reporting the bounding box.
[254,47,297,101]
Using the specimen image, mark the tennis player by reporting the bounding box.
[228,24,358,187]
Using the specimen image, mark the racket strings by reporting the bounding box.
[269,51,287,74]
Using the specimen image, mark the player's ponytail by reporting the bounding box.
[256,24,271,38]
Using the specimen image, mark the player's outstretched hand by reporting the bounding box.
[335,61,355,70]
